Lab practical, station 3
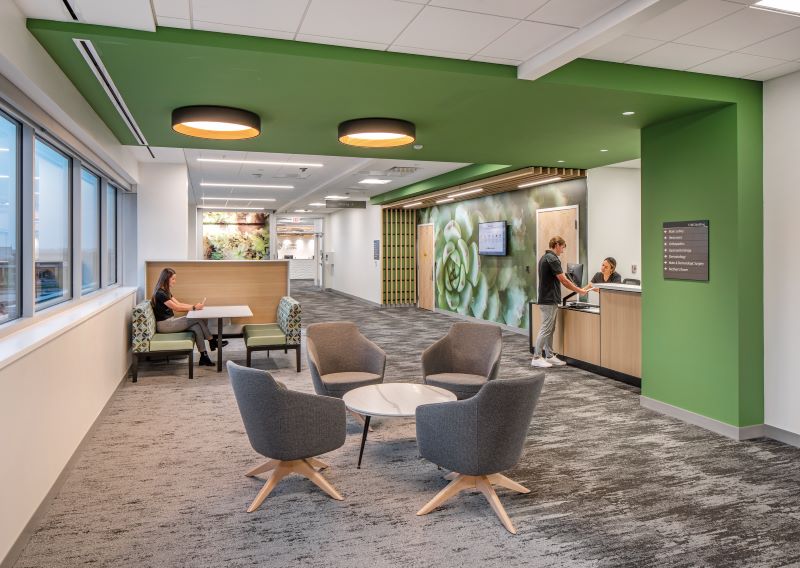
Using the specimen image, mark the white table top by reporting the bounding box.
[186,305,253,319]
[343,383,456,418]
[592,283,642,293]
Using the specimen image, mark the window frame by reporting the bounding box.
[79,165,102,295]
[0,109,22,325]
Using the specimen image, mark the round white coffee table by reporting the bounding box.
[343,383,457,469]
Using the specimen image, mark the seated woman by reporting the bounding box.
[587,257,622,289]
[151,267,224,367]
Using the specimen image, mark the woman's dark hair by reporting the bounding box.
[604,257,617,273]
[151,268,176,308]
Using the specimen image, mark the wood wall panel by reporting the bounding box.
[145,260,288,323]
[382,209,416,305]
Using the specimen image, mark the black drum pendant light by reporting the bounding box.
[172,105,261,140]
[338,117,415,148]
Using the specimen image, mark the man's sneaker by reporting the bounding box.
[546,355,567,367]
[531,357,553,368]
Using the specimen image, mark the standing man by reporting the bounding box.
[532,235,588,368]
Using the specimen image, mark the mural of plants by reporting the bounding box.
[202,211,270,260]
[418,179,587,329]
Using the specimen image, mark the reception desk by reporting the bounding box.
[529,283,641,383]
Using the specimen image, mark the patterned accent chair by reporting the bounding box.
[130,301,195,383]
[242,296,302,372]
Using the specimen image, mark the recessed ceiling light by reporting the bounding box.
[202,197,276,202]
[325,195,346,200]
[309,202,325,206]
[294,209,311,213]
[518,176,562,189]
[198,206,265,210]
[600,149,609,152]
[359,178,392,185]
[750,0,800,16]
[0,148,8,152]
[172,106,260,140]
[197,158,323,167]
[557,160,565,163]
[200,182,294,189]
[622,111,635,116]
[338,117,415,148]
[402,201,423,208]
[436,197,454,204]
[449,188,483,198]
[0,175,9,179]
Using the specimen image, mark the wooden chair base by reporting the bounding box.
[417,473,530,534]
[244,458,342,512]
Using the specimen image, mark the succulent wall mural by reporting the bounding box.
[418,179,587,330]
[202,211,270,260]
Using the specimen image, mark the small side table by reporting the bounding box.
[187,305,252,372]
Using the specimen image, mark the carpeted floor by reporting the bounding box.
[13,282,800,568]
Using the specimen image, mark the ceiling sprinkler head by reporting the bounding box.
[413,144,423,150]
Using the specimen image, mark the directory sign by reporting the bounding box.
[478,221,507,256]
[663,220,709,281]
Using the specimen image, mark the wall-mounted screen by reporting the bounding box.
[478,221,507,256]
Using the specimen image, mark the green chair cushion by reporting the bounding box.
[244,323,282,336]
[245,331,287,347]
[149,332,195,352]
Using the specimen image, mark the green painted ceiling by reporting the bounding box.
[27,19,745,178]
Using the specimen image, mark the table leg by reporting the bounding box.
[216,317,223,372]
[357,415,371,469]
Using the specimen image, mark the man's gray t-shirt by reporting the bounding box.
[537,250,563,305]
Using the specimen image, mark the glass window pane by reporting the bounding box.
[0,114,20,324]
[35,140,71,308]
[106,185,117,285]
[80,168,100,293]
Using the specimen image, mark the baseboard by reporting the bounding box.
[639,396,765,441]
[0,370,129,568]
[433,308,527,336]
[763,425,800,448]
[323,288,382,307]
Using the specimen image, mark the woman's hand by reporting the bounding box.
[193,302,204,310]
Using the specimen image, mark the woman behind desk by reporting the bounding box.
[588,257,622,289]
[151,267,221,367]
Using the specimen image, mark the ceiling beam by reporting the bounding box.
[517,0,687,82]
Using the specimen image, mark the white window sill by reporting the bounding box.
[0,287,137,372]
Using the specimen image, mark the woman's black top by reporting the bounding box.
[591,271,622,284]
[153,289,174,321]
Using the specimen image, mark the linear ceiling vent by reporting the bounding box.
[73,38,149,147]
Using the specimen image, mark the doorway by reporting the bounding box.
[536,205,580,295]
[417,223,434,310]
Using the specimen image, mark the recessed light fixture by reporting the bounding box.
[436,198,454,204]
[359,178,392,185]
[200,182,294,189]
[750,0,800,16]
[402,201,423,208]
[325,195,347,200]
[518,176,562,189]
[557,160,565,163]
[0,148,8,152]
[338,117,416,148]
[294,209,311,213]
[172,106,260,140]
[600,149,609,152]
[622,111,635,116]
[0,175,9,179]
[198,206,265,210]
[197,158,323,167]
[202,197,276,202]
[309,202,325,206]
[449,188,483,198]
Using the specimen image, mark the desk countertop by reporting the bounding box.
[592,283,642,293]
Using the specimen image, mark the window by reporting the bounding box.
[34,139,71,308]
[106,185,117,285]
[0,113,20,324]
[80,168,100,293]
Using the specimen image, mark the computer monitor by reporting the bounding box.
[562,263,584,305]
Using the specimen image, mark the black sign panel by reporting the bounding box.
[663,220,709,281]
[326,200,366,209]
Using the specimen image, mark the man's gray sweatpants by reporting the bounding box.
[534,304,558,358]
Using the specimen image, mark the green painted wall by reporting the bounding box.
[641,102,763,427]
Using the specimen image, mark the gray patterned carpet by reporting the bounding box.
[13,282,800,568]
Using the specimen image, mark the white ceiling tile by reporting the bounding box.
[478,20,575,60]
[191,0,308,33]
[153,0,190,20]
[295,34,389,51]
[157,16,191,29]
[74,0,155,31]
[690,51,787,77]
[675,7,800,51]
[387,44,472,59]
[629,42,728,70]
[470,55,522,65]
[299,0,423,44]
[527,0,626,28]
[586,35,663,62]
[628,0,743,41]
[428,0,548,19]
[12,0,73,20]
[192,21,295,40]
[745,60,800,80]
[394,6,517,54]
[739,26,800,60]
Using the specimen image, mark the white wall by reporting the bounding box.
[586,166,641,302]
[136,163,189,294]
[324,205,382,304]
[764,70,800,437]
[0,291,134,565]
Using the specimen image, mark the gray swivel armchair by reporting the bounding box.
[306,322,386,398]
[227,361,347,512]
[422,322,502,399]
[415,374,546,534]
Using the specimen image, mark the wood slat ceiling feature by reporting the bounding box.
[384,166,586,210]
